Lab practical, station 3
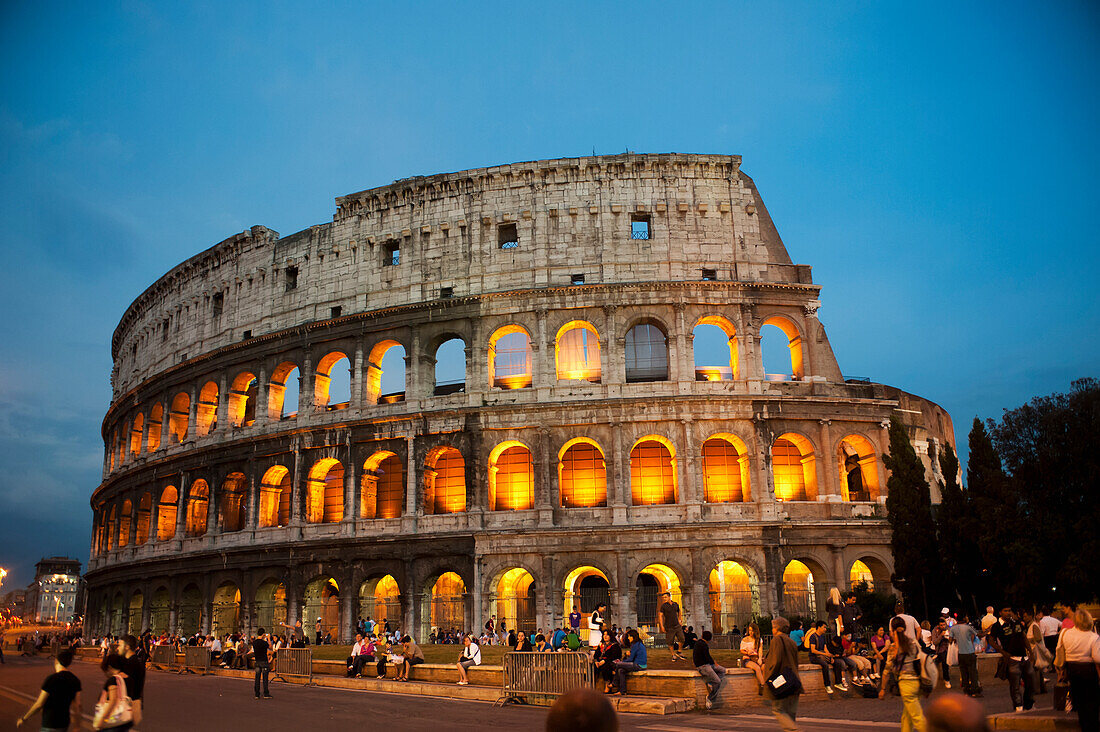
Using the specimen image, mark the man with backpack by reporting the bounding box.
[763,617,802,731]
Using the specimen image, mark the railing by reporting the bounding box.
[496,651,595,706]
[631,230,650,240]
[150,645,177,670]
[183,646,210,675]
[271,647,312,684]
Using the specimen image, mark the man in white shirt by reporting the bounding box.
[981,606,997,634]
[892,600,920,644]
[1038,607,1061,655]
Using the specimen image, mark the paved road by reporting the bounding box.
[0,654,1060,731]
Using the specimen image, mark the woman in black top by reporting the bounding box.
[92,653,132,731]
[593,635,622,691]
[514,630,533,652]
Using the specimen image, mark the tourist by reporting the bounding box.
[762,616,802,731]
[117,635,146,726]
[252,628,271,699]
[506,629,517,648]
[1062,605,1078,631]
[589,603,607,648]
[552,625,567,651]
[1039,606,1062,656]
[950,612,982,697]
[740,622,766,692]
[841,592,863,636]
[931,618,953,689]
[826,587,843,636]
[694,630,728,708]
[484,615,495,645]
[593,633,621,692]
[545,688,619,732]
[920,621,933,648]
[893,600,921,645]
[374,634,390,678]
[980,606,998,635]
[808,621,848,694]
[15,649,81,731]
[610,629,647,696]
[514,630,534,652]
[788,620,805,650]
[91,653,133,731]
[869,626,888,679]
[841,630,873,684]
[880,616,925,732]
[395,635,424,681]
[1022,608,1051,693]
[1054,608,1100,732]
[569,605,582,638]
[683,626,698,650]
[347,633,372,677]
[656,591,687,662]
[535,633,552,652]
[565,627,582,651]
[986,605,1035,713]
[455,635,481,685]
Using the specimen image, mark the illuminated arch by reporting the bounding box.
[429,572,467,632]
[424,446,466,514]
[307,458,344,523]
[558,437,607,508]
[488,441,534,511]
[433,337,467,395]
[635,563,682,628]
[555,320,601,382]
[624,320,669,382]
[197,381,219,436]
[258,465,291,528]
[220,471,248,531]
[157,486,178,541]
[212,582,241,635]
[761,315,805,380]
[849,556,890,590]
[563,566,611,636]
[228,371,258,428]
[255,579,288,631]
[772,432,818,501]
[837,434,881,502]
[129,413,144,455]
[185,479,209,536]
[493,568,537,634]
[358,574,401,625]
[702,433,751,502]
[362,451,404,519]
[782,559,821,617]
[693,315,739,381]
[268,361,300,420]
[169,392,190,443]
[147,403,163,452]
[708,560,760,633]
[304,576,341,639]
[629,435,678,505]
[118,499,132,548]
[135,492,152,545]
[365,341,406,405]
[106,505,117,551]
[315,350,352,409]
[488,324,532,389]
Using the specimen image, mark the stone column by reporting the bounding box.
[206,478,219,538]
[535,308,552,388]
[404,434,419,518]
[140,586,152,633]
[754,415,776,502]
[680,418,699,506]
[818,419,838,499]
[159,399,171,450]
[345,442,359,528]
[542,554,556,630]
[471,556,483,637]
[831,545,846,591]
[246,465,259,530]
[255,364,269,428]
[351,342,365,407]
[300,352,314,416]
[175,473,189,540]
[215,373,228,435]
[168,604,179,636]
[187,385,198,440]
[339,582,354,643]
[289,441,303,525]
[536,427,554,527]
[671,302,687,384]
[609,421,627,525]
[602,305,620,384]
[406,329,421,403]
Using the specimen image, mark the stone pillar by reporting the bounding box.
[535,308,552,388]
[471,556,483,637]
[671,302,687,384]
[406,329,421,402]
[168,605,179,636]
[339,584,354,643]
[602,305,620,384]
[351,342,365,407]
[609,421,627,525]
[215,373,228,436]
[680,418,698,506]
[206,478,219,538]
[542,554,556,631]
[246,466,260,530]
[687,549,707,632]
[140,587,152,633]
[159,399,171,450]
[187,385,198,440]
[345,443,358,527]
[754,415,776,502]
[536,427,554,527]
[818,419,837,499]
[831,545,846,591]
[404,434,419,519]
[289,441,303,525]
[255,364,269,428]
[175,473,189,540]
[300,352,314,416]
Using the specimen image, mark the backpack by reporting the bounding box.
[916,648,939,696]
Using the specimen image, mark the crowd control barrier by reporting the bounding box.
[182,646,210,675]
[271,647,312,684]
[150,645,177,670]
[496,651,594,706]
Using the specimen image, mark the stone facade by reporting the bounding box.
[85,153,955,643]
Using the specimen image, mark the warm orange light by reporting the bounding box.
[761,316,804,380]
[157,486,178,540]
[259,466,291,528]
[170,392,190,442]
[694,316,739,380]
[197,382,219,436]
[362,451,404,519]
[135,493,151,544]
[185,480,209,536]
[489,325,533,389]
[495,567,535,630]
[772,433,816,501]
[489,441,534,511]
[430,572,466,629]
[555,321,601,382]
[228,372,257,427]
[781,560,817,615]
[702,435,750,502]
[427,447,466,514]
[850,560,874,589]
[558,439,607,507]
[307,458,344,523]
[372,574,401,621]
[838,434,880,502]
[630,437,677,505]
[147,403,163,452]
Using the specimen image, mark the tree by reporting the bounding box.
[883,415,942,618]
[935,443,981,613]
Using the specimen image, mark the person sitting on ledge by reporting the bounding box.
[455,635,481,685]
[610,629,647,696]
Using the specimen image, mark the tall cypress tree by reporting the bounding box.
[883,415,941,618]
[935,443,980,612]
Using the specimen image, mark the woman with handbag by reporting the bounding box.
[879,616,925,732]
[92,653,133,731]
[1054,609,1100,732]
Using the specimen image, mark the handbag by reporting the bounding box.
[95,675,133,727]
[946,641,959,667]
[767,666,802,699]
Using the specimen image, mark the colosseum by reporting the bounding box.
[84,153,956,644]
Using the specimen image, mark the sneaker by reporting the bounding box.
[944,681,952,689]
[255,695,261,700]
[704,698,713,710]
[1014,707,1023,713]
[263,694,272,699]
[457,680,468,685]
[837,683,849,692]
[826,686,835,695]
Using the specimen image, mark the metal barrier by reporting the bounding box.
[150,645,176,670]
[496,651,595,706]
[183,646,210,675]
[271,647,312,684]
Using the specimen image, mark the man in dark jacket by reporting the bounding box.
[763,617,802,731]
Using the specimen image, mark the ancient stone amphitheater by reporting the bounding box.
[85,153,955,643]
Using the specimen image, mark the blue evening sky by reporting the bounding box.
[1,2,1096,589]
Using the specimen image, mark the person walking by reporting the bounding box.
[879,616,925,732]
[656,592,687,662]
[987,606,1036,712]
[91,653,133,731]
[1039,607,1061,656]
[930,618,952,690]
[763,617,802,731]
[1054,609,1100,732]
[252,628,271,699]
[694,630,728,709]
[949,612,982,697]
[15,649,81,730]
[117,635,146,728]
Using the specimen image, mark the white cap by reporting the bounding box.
[941,607,950,614]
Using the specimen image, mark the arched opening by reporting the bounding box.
[185,480,209,536]
[630,436,677,505]
[425,447,466,515]
[315,351,352,409]
[109,593,125,635]
[558,438,607,508]
[127,591,143,634]
[135,492,151,545]
[268,362,300,420]
[106,506,116,551]
[635,564,682,628]
[838,435,881,502]
[220,472,248,531]
[489,325,533,390]
[212,582,241,635]
[850,560,874,589]
[150,588,171,635]
[494,568,536,635]
[433,337,467,395]
[129,413,144,455]
[772,433,817,501]
[362,451,404,519]
[157,486,178,541]
[147,403,163,452]
[197,381,219,436]
[709,561,760,633]
[303,577,341,640]
[254,580,288,631]
[702,434,751,502]
[428,572,466,634]
[258,466,292,528]
[365,341,405,405]
[563,567,610,642]
[849,556,890,591]
[108,432,116,471]
[624,321,668,382]
[358,575,401,627]
[307,458,344,523]
[169,392,190,443]
[782,559,820,618]
[761,316,805,381]
[118,499,132,548]
[178,585,203,635]
[116,422,127,465]
[228,371,258,427]
[555,321,601,382]
[693,316,738,381]
[489,441,533,511]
